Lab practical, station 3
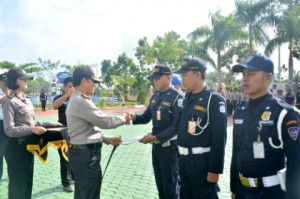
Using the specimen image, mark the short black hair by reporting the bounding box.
[64,77,73,86]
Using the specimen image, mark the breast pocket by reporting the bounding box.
[16,105,30,115]
[160,105,172,122]
[189,110,208,133]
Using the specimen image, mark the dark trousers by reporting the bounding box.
[5,137,34,199]
[235,182,284,199]
[0,120,8,179]
[179,154,219,199]
[41,101,46,111]
[152,141,179,199]
[58,149,72,187]
[69,147,102,199]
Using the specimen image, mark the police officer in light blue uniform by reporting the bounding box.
[230,55,300,199]
[175,58,227,199]
[129,65,183,199]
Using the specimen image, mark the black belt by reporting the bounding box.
[70,143,102,150]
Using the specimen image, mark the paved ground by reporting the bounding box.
[0,109,233,199]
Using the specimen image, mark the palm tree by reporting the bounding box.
[235,0,273,54]
[189,11,246,87]
[265,3,300,84]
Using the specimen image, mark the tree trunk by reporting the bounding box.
[288,41,294,85]
[278,45,281,82]
[249,24,253,55]
[217,51,222,89]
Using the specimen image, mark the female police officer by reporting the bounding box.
[3,68,61,199]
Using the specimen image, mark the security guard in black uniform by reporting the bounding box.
[128,65,183,199]
[175,58,227,199]
[285,88,296,106]
[230,55,300,199]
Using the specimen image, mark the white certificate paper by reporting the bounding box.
[122,135,144,145]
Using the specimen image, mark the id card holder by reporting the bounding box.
[157,111,161,121]
[188,121,196,134]
[253,141,265,159]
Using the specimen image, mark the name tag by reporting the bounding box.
[234,119,243,124]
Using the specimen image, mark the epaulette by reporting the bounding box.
[81,94,91,100]
[7,93,14,99]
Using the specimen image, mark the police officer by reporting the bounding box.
[285,88,296,106]
[52,77,74,192]
[40,89,47,111]
[230,55,300,199]
[295,86,300,109]
[3,68,61,199]
[0,73,9,181]
[175,58,227,199]
[128,65,183,199]
[66,66,130,199]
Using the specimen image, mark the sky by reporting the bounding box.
[0,0,298,75]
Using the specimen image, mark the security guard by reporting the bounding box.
[128,65,183,199]
[66,66,130,199]
[3,68,61,199]
[230,55,300,199]
[52,77,74,192]
[175,58,227,199]
[285,88,296,106]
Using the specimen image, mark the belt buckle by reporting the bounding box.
[239,175,258,187]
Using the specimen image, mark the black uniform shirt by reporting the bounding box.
[177,86,227,174]
[133,88,183,143]
[230,93,300,199]
[53,94,68,126]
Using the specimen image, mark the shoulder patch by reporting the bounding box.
[286,120,298,126]
[220,104,226,113]
[288,127,299,141]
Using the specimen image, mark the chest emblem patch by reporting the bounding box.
[288,127,299,141]
[194,105,206,112]
[261,111,271,121]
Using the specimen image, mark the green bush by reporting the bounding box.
[98,99,106,108]
[137,89,147,104]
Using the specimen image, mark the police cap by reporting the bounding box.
[73,66,101,84]
[232,55,274,74]
[7,68,33,81]
[175,58,206,74]
[147,65,172,80]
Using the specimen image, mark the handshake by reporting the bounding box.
[122,112,136,125]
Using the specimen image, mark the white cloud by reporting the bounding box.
[8,0,300,76]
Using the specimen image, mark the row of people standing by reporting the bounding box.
[65,56,300,199]
[1,55,299,199]
[225,89,249,116]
